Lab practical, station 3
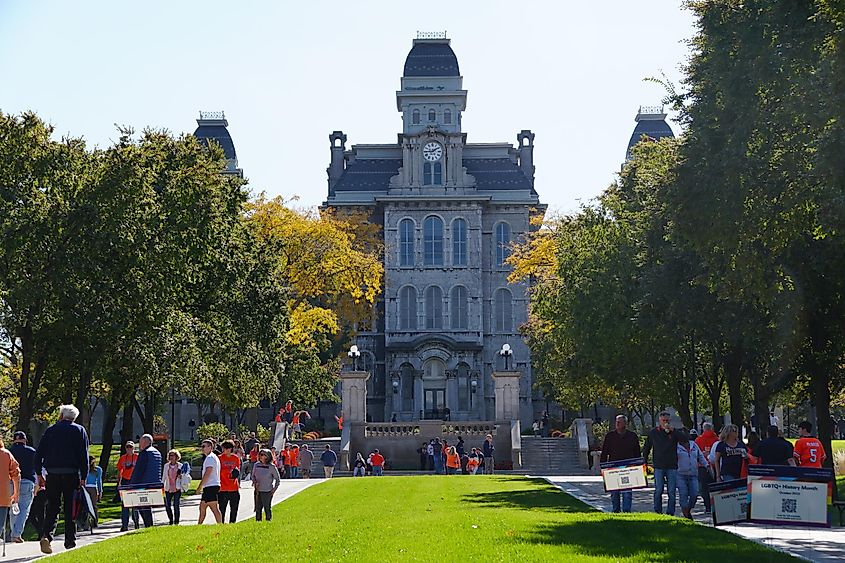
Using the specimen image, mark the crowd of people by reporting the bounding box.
[415,433,496,475]
[600,412,829,517]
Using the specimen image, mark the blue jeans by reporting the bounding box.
[434,456,444,474]
[676,473,699,511]
[610,490,632,513]
[653,468,677,515]
[373,466,383,476]
[11,479,35,538]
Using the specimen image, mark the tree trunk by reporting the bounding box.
[808,318,835,499]
[16,325,34,433]
[120,401,135,445]
[99,392,120,471]
[675,370,693,429]
[76,369,94,432]
[724,346,744,431]
[750,370,770,436]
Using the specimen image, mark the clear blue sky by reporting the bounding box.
[1,1,695,214]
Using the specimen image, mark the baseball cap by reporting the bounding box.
[13,431,27,441]
[125,440,136,448]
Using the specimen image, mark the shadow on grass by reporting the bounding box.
[463,483,591,513]
[523,519,794,563]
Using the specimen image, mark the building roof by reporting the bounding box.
[403,40,460,77]
[626,107,674,158]
[463,158,535,193]
[194,124,237,161]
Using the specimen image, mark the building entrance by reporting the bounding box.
[423,388,446,419]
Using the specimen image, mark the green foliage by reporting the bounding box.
[196,422,229,442]
[256,423,271,444]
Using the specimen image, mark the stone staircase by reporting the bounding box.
[519,436,589,475]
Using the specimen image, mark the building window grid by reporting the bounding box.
[425,286,443,329]
[423,216,444,265]
[495,222,511,266]
[428,109,436,122]
[399,218,414,266]
[423,162,443,185]
[444,109,452,124]
[450,285,469,330]
[494,288,513,332]
[412,109,420,125]
[452,218,467,266]
[399,286,417,330]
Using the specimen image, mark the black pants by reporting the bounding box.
[137,507,153,527]
[218,491,240,523]
[698,466,713,511]
[255,491,272,521]
[42,473,78,546]
[165,491,181,524]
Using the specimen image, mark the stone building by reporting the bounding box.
[323,34,545,425]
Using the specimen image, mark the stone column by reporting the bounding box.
[413,370,424,419]
[390,371,402,417]
[340,370,370,423]
[492,370,522,422]
[446,369,458,416]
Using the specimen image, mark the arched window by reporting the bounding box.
[412,109,420,125]
[399,218,414,266]
[428,109,436,122]
[423,216,443,266]
[399,286,417,330]
[495,222,511,266]
[452,218,467,266]
[456,363,470,411]
[494,288,513,332]
[423,162,443,185]
[425,286,443,329]
[444,109,452,124]
[450,285,468,329]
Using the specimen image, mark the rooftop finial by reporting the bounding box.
[199,110,226,121]
[416,31,447,40]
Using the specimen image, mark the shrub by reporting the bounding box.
[256,423,271,444]
[196,422,229,442]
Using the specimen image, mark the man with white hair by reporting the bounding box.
[126,433,162,528]
[33,404,90,554]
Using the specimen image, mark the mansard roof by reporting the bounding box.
[403,40,460,77]
[193,124,237,161]
[463,158,534,193]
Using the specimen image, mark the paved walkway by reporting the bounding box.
[3,478,323,562]
[539,474,844,563]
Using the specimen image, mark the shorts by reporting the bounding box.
[201,485,220,503]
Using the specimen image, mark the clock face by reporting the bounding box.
[422,141,443,162]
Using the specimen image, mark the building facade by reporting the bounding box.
[323,35,545,425]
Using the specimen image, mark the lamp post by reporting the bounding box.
[470,378,477,409]
[347,344,361,371]
[499,343,513,371]
[392,380,399,394]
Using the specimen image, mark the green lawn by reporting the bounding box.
[53,476,794,562]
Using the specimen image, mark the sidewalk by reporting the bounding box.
[3,478,323,562]
[541,474,845,563]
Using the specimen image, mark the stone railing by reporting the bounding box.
[441,422,496,436]
[364,424,421,437]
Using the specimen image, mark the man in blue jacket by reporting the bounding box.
[124,433,162,529]
[34,404,89,554]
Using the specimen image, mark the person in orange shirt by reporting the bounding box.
[281,444,292,479]
[793,421,826,468]
[466,449,480,474]
[217,440,241,524]
[116,441,140,531]
[445,446,461,475]
[289,444,300,479]
[369,449,385,476]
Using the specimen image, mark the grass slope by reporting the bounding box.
[54,476,794,563]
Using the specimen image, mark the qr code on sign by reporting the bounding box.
[620,476,630,485]
[740,502,748,514]
[782,499,797,513]
[139,496,148,503]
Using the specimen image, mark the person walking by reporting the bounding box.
[0,436,21,544]
[482,434,495,475]
[417,442,428,471]
[83,456,103,527]
[714,425,747,482]
[197,439,223,524]
[794,421,827,468]
[127,434,162,529]
[33,404,89,554]
[353,453,367,477]
[9,431,35,543]
[116,441,139,530]
[676,431,707,519]
[321,445,337,478]
[432,438,444,475]
[251,449,280,521]
[694,422,718,514]
[755,425,795,466]
[298,444,313,479]
[162,450,184,525]
[426,440,435,472]
[642,411,685,516]
[599,415,641,513]
[370,449,385,476]
[217,440,241,524]
[289,443,300,479]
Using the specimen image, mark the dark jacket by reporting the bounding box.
[10,443,37,483]
[642,427,684,470]
[130,445,162,485]
[321,449,337,467]
[482,440,494,458]
[599,430,641,463]
[34,419,89,480]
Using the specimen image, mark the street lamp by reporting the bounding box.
[347,344,361,371]
[392,379,400,394]
[499,343,513,371]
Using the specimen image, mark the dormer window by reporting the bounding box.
[412,109,420,125]
[423,162,443,185]
[428,110,436,122]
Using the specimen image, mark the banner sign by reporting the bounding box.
[709,478,748,526]
[600,457,648,492]
[119,484,165,508]
[746,465,834,528]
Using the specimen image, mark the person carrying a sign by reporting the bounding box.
[599,415,641,513]
[794,420,826,468]
[755,425,795,466]
[127,434,162,529]
[642,411,685,516]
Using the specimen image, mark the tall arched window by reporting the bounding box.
[400,363,415,411]
[495,222,511,266]
[412,109,420,125]
[494,288,513,332]
[456,363,470,410]
[452,218,467,266]
[428,109,436,122]
[399,286,417,330]
[423,162,443,185]
[444,109,452,124]
[450,285,468,329]
[423,216,443,265]
[425,286,443,329]
[399,218,414,266]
